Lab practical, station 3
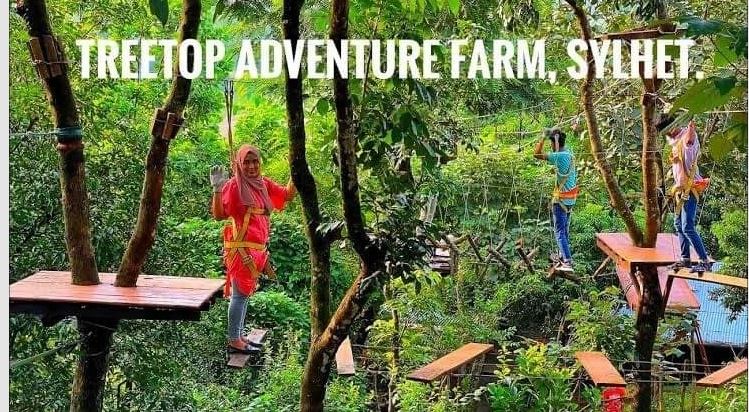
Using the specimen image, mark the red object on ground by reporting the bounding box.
[602,387,626,412]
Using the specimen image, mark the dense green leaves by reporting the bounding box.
[148,0,169,26]
[670,77,745,115]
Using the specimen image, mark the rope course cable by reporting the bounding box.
[9,334,89,370]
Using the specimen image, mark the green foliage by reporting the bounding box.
[710,209,748,317]
[692,377,748,412]
[670,77,747,116]
[245,331,306,411]
[566,286,635,360]
[148,0,169,26]
[488,343,580,411]
[245,291,310,338]
[324,377,373,412]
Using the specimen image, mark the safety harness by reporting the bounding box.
[668,135,709,214]
[224,206,276,280]
[551,150,578,212]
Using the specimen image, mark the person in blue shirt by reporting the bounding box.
[534,128,578,273]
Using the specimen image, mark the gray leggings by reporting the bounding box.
[227,279,249,340]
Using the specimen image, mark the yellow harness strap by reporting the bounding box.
[551,152,578,212]
[225,207,268,278]
[669,137,702,214]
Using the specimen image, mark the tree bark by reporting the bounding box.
[282,0,333,340]
[565,0,643,245]
[634,4,670,409]
[16,0,99,286]
[633,264,663,412]
[299,0,386,408]
[69,318,119,412]
[116,0,201,286]
[301,266,383,411]
[641,77,662,246]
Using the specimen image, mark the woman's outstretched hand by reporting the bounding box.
[210,165,229,193]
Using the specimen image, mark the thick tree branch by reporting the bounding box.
[641,78,661,247]
[330,0,373,260]
[116,0,201,286]
[283,0,333,339]
[299,0,386,409]
[16,0,99,285]
[566,0,643,245]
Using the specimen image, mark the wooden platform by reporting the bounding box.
[10,271,224,323]
[575,351,626,387]
[227,329,267,368]
[616,263,700,311]
[335,337,355,376]
[696,359,748,388]
[596,233,698,266]
[407,343,493,383]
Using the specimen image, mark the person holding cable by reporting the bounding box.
[209,144,296,354]
[534,127,578,273]
[658,116,712,274]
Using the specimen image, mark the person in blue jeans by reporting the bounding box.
[534,128,578,273]
[658,116,712,273]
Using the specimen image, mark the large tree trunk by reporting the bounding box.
[565,0,643,245]
[634,264,663,412]
[15,2,113,410]
[300,0,386,408]
[116,0,201,286]
[634,4,670,409]
[282,0,333,340]
[301,266,383,411]
[15,0,98,286]
[69,318,119,411]
[566,2,668,410]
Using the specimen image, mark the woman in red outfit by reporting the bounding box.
[210,145,296,353]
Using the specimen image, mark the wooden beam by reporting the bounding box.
[696,359,748,388]
[575,351,626,387]
[335,337,355,376]
[595,28,685,41]
[672,269,748,289]
[592,256,612,278]
[407,343,493,383]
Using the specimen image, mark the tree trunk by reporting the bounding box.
[116,0,201,286]
[282,0,333,340]
[69,318,119,411]
[301,266,382,411]
[635,6,670,409]
[566,2,668,410]
[565,0,643,245]
[16,0,99,286]
[299,0,386,408]
[634,264,663,412]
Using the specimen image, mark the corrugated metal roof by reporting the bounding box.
[688,279,748,347]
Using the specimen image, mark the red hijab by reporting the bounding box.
[232,145,273,213]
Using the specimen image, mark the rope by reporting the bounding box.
[10,335,88,369]
[223,79,236,165]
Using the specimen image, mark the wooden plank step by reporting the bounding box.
[227,329,267,368]
[407,343,493,382]
[575,352,626,387]
[335,337,355,376]
[696,359,748,388]
[672,269,748,289]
